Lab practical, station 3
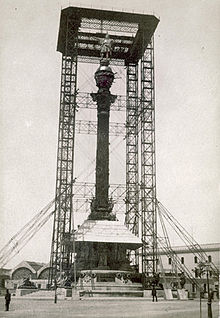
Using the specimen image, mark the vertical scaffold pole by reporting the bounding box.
[49,15,80,285]
[125,63,139,235]
[125,62,139,267]
[140,37,157,276]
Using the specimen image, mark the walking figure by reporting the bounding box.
[152,285,158,302]
[5,289,11,311]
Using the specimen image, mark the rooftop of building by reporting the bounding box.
[25,261,46,272]
[159,242,220,255]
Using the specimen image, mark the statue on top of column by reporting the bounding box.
[100,33,113,60]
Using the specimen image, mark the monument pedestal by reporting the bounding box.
[74,220,142,297]
[77,270,143,297]
[75,220,142,271]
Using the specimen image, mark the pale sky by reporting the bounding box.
[0,0,219,268]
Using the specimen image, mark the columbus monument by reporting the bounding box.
[74,35,142,294]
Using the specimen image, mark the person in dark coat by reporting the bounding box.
[5,289,11,311]
[152,285,158,302]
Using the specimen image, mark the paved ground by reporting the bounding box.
[0,297,219,318]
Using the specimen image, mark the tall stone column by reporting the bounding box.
[89,59,117,221]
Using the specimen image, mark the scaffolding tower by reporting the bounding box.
[49,6,159,284]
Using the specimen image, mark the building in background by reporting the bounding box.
[0,268,11,295]
[5,261,50,292]
[5,243,219,298]
[158,243,219,296]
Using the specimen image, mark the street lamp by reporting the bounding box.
[194,261,213,318]
[204,261,212,318]
[72,230,77,295]
[193,263,203,318]
[54,277,57,304]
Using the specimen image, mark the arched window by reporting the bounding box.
[12,267,33,280]
[38,268,50,279]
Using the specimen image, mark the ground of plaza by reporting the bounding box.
[0,297,219,318]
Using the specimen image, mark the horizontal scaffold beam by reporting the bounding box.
[75,120,125,136]
[76,92,139,111]
[73,182,126,217]
[73,182,125,200]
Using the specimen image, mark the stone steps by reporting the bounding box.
[79,282,144,298]
[23,290,55,298]
[81,285,143,291]
[80,290,143,298]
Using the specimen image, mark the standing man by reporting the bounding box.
[5,289,11,311]
[152,284,158,302]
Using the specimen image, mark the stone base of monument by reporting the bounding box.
[16,288,38,297]
[177,289,188,300]
[56,287,73,299]
[164,288,174,300]
[77,270,143,297]
[143,289,151,298]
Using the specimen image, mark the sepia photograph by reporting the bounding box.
[0,0,219,317]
